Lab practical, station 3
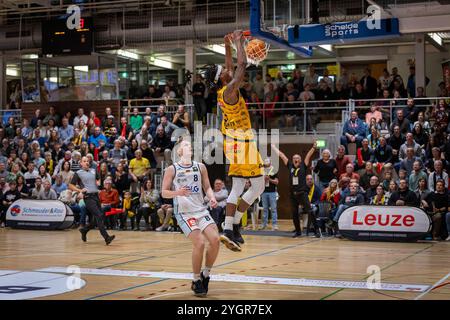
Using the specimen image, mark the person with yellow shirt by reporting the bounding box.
[204,30,265,252]
[129,149,150,184]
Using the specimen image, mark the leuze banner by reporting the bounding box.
[6,199,74,230]
[338,206,431,242]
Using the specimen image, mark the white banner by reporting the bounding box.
[6,199,69,223]
[338,206,431,233]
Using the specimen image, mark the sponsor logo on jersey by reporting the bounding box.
[187,218,197,227]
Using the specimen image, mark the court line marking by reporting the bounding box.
[414,271,450,300]
[143,288,320,300]
[86,279,167,300]
[38,267,429,292]
[79,238,323,300]
[319,243,435,300]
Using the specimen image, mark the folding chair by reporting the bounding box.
[316,202,332,237]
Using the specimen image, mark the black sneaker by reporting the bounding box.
[79,229,87,242]
[292,231,302,238]
[233,224,244,244]
[220,229,241,252]
[105,235,115,245]
[191,279,207,297]
[200,272,210,294]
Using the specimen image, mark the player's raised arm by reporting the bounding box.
[199,163,217,208]
[224,34,233,77]
[224,30,247,100]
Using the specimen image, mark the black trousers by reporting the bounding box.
[0,205,7,223]
[193,97,207,122]
[120,210,135,229]
[291,191,317,233]
[136,207,159,230]
[83,195,110,240]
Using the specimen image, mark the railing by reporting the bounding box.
[204,96,449,157]
[120,99,195,130]
[206,96,449,132]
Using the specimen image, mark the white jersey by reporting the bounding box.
[172,161,206,214]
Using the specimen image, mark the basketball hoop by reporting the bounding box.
[225,30,270,66]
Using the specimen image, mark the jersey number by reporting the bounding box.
[193,174,198,182]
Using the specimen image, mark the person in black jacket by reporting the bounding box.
[387,179,419,207]
[1,180,21,227]
[374,136,393,165]
[151,126,173,164]
[388,125,405,163]
[364,176,379,203]
[272,142,317,238]
[425,180,450,241]
[360,68,378,99]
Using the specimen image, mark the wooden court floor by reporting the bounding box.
[0,221,449,300]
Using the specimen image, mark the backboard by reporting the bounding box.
[249,0,313,58]
[249,0,400,56]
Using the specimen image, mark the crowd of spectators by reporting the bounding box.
[328,98,449,240]
[0,104,193,231]
[1,63,449,241]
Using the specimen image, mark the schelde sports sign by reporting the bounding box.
[288,18,400,46]
[6,199,74,230]
[338,206,431,242]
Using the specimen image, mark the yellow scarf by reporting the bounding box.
[46,160,54,175]
[326,188,336,201]
[373,195,385,205]
[73,135,82,146]
[308,184,315,202]
[123,198,134,218]
[123,198,131,210]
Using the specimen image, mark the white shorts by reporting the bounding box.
[174,209,216,237]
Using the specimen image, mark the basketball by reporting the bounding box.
[245,39,267,61]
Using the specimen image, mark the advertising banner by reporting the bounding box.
[338,206,431,242]
[288,18,400,46]
[6,199,74,230]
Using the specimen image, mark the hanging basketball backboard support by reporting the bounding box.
[249,0,400,57]
[249,0,313,58]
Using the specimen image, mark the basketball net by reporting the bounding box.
[225,31,270,66]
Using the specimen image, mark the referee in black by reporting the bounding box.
[272,142,318,238]
[69,156,115,245]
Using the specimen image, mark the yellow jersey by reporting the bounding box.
[217,86,254,141]
[217,85,263,178]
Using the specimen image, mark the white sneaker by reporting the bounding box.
[446,236,450,241]
[0,223,5,228]
[156,225,169,232]
[272,225,279,231]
